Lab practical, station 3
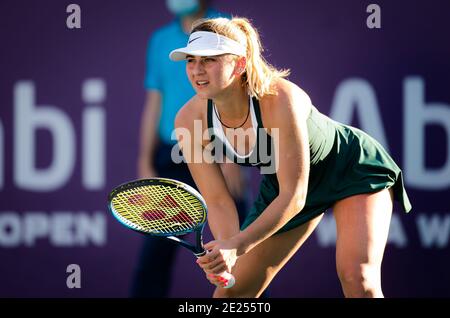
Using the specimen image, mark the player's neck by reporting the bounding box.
[213,86,249,121]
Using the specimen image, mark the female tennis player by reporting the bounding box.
[170,16,412,297]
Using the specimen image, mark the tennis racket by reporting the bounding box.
[108,177,235,288]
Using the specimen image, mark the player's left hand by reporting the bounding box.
[197,239,237,275]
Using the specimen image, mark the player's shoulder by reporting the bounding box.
[271,78,311,105]
[260,79,312,120]
[175,95,205,129]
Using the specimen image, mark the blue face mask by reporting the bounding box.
[166,0,200,17]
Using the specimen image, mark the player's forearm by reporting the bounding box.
[207,202,241,241]
[232,192,305,256]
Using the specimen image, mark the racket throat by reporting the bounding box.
[166,234,205,255]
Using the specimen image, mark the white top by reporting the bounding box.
[211,96,258,159]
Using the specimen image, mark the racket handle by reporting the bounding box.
[216,271,235,289]
[196,251,236,288]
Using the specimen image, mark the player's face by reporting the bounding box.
[186,54,241,99]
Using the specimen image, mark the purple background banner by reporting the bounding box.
[0,0,449,297]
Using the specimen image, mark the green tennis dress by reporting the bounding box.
[207,96,412,234]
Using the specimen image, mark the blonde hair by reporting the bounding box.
[191,17,290,99]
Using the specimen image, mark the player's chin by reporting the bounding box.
[195,91,213,100]
[194,87,217,99]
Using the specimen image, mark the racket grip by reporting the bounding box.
[196,251,236,288]
[216,271,235,289]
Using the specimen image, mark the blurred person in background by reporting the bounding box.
[132,0,248,297]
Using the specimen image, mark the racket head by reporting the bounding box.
[108,178,207,237]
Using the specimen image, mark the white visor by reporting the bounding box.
[169,31,247,61]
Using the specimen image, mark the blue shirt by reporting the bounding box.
[144,9,230,144]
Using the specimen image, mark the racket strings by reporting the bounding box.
[111,184,205,234]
